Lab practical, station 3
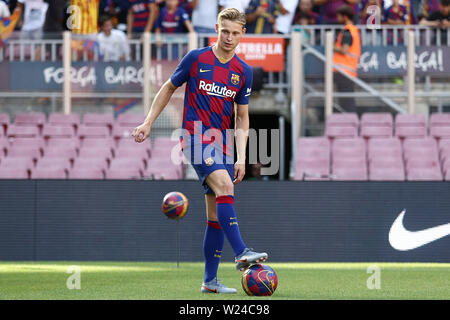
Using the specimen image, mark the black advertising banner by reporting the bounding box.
[304,46,450,76]
[0,180,449,262]
[5,60,179,92]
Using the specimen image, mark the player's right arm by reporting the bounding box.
[132,79,177,143]
[132,49,197,143]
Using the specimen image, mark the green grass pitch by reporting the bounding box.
[0,262,449,300]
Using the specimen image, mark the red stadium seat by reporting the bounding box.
[294,158,330,180]
[48,113,80,128]
[80,137,115,150]
[0,167,29,179]
[360,126,393,139]
[47,137,80,150]
[112,125,134,139]
[105,168,142,180]
[430,113,450,127]
[326,113,359,128]
[43,146,77,161]
[14,112,46,127]
[325,126,358,139]
[42,124,75,139]
[78,147,113,161]
[395,126,427,139]
[395,114,427,127]
[69,168,104,179]
[83,113,114,129]
[114,147,149,162]
[406,168,443,181]
[117,138,151,154]
[77,125,110,139]
[368,148,403,162]
[297,137,330,149]
[430,126,450,139]
[368,137,401,149]
[0,113,10,135]
[35,158,71,171]
[369,167,405,181]
[0,157,34,171]
[7,146,41,161]
[7,125,39,138]
[73,157,108,172]
[361,113,393,127]
[403,137,438,150]
[31,167,67,179]
[116,114,146,127]
[332,166,368,181]
[109,157,146,172]
[0,138,9,156]
[9,137,45,150]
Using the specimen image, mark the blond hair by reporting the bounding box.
[217,8,246,28]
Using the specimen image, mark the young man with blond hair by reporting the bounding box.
[132,8,268,294]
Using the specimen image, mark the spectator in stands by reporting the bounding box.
[292,11,313,40]
[219,0,251,13]
[419,0,441,18]
[276,0,299,34]
[97,14,130,61]
[100,0,130,32]
[0,0,10,18]
[360,0,382,25]
[178,0,194,18]
[245,0,279,34]
[127,0,158,38]
[313,0,358,24]
[333,5,360,111]
[70,0,100,37]
[293,0,319,24]
[154,0,194,33]
[191,0,218,33]
[43,0,65,35]
[420,0,450,43]
[384,0,408,24]
[383,0,416,24]
[16,0,48,39]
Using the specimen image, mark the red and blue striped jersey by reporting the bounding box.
[171,46,253,154]
[155,7,189,33]
[129,0,155,33]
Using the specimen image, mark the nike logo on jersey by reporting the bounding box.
[200,68,211,73]
[389,209,450,251]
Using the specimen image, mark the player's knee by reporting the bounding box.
[215,179,234,196]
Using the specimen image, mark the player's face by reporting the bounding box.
[215,19,246,53]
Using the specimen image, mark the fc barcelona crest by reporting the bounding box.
[231,74,240,85]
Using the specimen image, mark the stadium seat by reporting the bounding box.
[0,138,9,156]
[395,126,427,139]
[294,158,330,180]
[360,126,393,139]
[42,125,76,139]
[83,113,114,129]
[361,113,393,127]
[325,126,358,139]
[297,137,330,149]
[369,167,405,181]
[406,158,441,171]
[31,167,67,179]
[109,157,146,171]
[43,146,77,161]
[69,168,104,179]
[326,113,359,128]
[368,137,401,149]
[112,125,134,140]
[114,147,149,162]
[73,157,108,172]
[430,113,450,127]
[406,168,443,181]
[332,166,368,181]
[116,114,146,127]
[0,167,29,179]
[48,113,80,128]
[0,113,10,135]
[14,112,46,127]
[403,137,438,150]
[117,138,152,154]
[80,137,115,151]
[35,158,71,171]
[47,137,80,150]
[332,138,365,149]
[78,147,113,161]
[395,114,428,128]
[9,137,45,150]
[7,146,41,161]
[144,159,183,180]
[105,168,142,180]
[0,157,34,171]
[7,125,39,138]
[368,148,403,162]
[77,125,110,139]
[430,126,450,139]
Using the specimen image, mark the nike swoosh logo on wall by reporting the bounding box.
[389,209,450,251]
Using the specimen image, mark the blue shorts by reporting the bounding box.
[183,143,234,194]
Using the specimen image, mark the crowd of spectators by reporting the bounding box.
[1,0,449,36]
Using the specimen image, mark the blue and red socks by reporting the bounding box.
[216,195,246,257]
[203,220,224,283]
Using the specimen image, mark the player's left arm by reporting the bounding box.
[234,103,249,185]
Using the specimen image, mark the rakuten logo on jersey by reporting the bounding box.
[198,80,236,99]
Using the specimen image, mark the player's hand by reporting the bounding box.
[233,162,245,185]
[132,123,151,143]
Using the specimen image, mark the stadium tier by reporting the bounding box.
[295,113,450,181]
[0,112,184,180]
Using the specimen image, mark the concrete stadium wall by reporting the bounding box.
[0,181,449,262]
